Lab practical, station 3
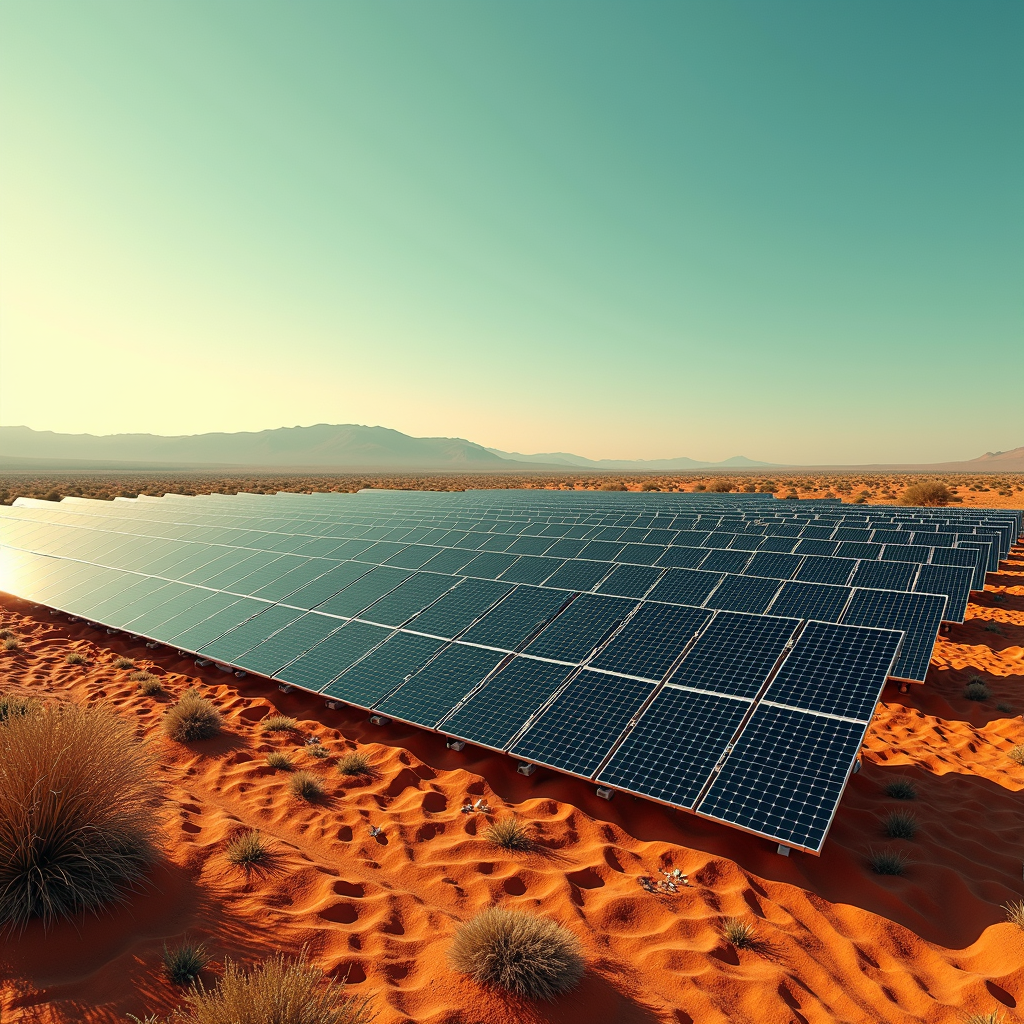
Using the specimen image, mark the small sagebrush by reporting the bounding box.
[289,771,325,802]
[964,682,991,702]
[266,751,292,770]
[485,816,534,852]
[984,622,1003,635]
[884,777,917,800]
[260,715,298,733]
[167,949,373,1024]
[448,908,584,1000]
[3,637,21,651]
[883,810,918,840]
[0,693,32,724]
[226,830,268,867]
[134,673,165,696]
[337,752,373,777]
[0,700,157,928]
[0,629,14,640]
[113,656,135,669]
[721,918,756,948]
[1005,900,1024,931]
[164,937,209,985]
[163,689,222,742]
[307,744,329,759]
[65,651,88,665]
[869,847,909,876]
[1008,746,1024,766]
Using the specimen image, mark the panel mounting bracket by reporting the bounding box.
[516,762,536,776]
[369,714,390,726]
[446,739,466,751]
[596,786,614,801]
[776,844,791,857]
[277,683,293,694]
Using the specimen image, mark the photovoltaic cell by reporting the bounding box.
[322,631,443,707]
[743,552,802,580]
[542,559,613,592]
[698,549,752,574]
[657,546,709,569]
[314,566,414,617]
[590,603,712,681]
[498,556,564,585]
[913,563,972,623]
[236,612,343,677]
[460,585,568,650]
[524,593,636,663]
[596,563,664,599]
[598,688,749,808]
[197,604,305,662]
[794,556,855,586]
[510,671,653,778]
[358,572,458,627]
[766,581,851,623]
[405,579,513,638]
[647,568,724,608]
[849,560,918,592]
[704,574,782,614]
[275,620,390,690]
[284,561,373,610]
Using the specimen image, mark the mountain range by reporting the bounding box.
[0,424,1021,473]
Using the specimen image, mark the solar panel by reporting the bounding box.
[322,631,443,707]
[197,604,305,663]
[698,549,752,574]
[237,612,342,677]
[794,556,855,586]
[597,688,750,808]
[848,560,918,592]
[314,566,413,617]
[497,555,563,585]
[542,559,613,591]
[765,580,851,623]
[743,551,802,580]
[590,603,712,681]
[523,593,636,663]
[704,574,782,614]
[460,585,568,650]
[913,563,972,623]
[509,671,654,778]
[358,572,458,627]
[596,563,664,599]
[276,620,391,690]
[405,579,513,638]
[646,568,724,607]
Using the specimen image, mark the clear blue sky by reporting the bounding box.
[1,1,1021,464]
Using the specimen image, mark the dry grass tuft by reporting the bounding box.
[448,908,584,1000]
[289,771,326,802]
[336,752,374,777]
[260,715,299,733]
[64,651,88,665]
[0,692,33,724]
[485,816,534,852]
[4,637,21,651]
[133,673,165,696]
[0,629,13,640]
[869,847,909,876]
[0,700,158,928]
[964,681,991,702]
[962,1014,1004,1024]
[882,810,919,840]
[113,656,135,669]
[164,936,209,985]
[163,689,222,742]
[226,830,268,868]
[721,918,756,948]
[169,949,374,1024]
[1005,900,1024,930]
[884,777,917,800]
[307,744,330,759]
[266,751,292,770]
[1008,745,1024,766]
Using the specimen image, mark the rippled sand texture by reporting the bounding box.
[0,545,1021,1023]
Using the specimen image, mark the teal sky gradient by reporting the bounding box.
[1,1,1021,464]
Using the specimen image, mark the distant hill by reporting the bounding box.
[484,448,777,470]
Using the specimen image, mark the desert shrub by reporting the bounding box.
[307,744,329,759]
[708,480,732,493]
[1005,900,1024,930]
[899,481,952,507]
[448,908,584,1000]
[996,702,1013,714]
[336,752,373,777]
[226,830,268,867]
[260,715,298,733]
[962,1014,1004,1024]
[1008,746,1024,766]
[0,629,13,640]
[984,622,1003,635]
[131,672,164,696]
[164,690,222,742]
[485,816,534,852]
[882,810,918,840]
[884,777,917,800]
[0,700,157,928]
[721,918,756,948]
[289,772,325,802]
[0,693,32,724]
[170,949,373,1023]
[598,481,626,491]
[113,656,135,669]
[164,937,210,985]
[869,847,909,876]
[266,751,292,770]
[964,682,990,702]
[3,637,21,651]
[65,651,88,665]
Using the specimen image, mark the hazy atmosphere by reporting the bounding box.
[1,1,1021,464]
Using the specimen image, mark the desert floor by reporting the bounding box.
[0,546,1022,1024]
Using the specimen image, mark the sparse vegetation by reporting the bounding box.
[64,651,87,665]
[882,810,919,840]
[164,937,210,985]
[485,816,534,852]
[1008,746,1024,766]
[962,1013,1005,1024]
[260,715,299,732]
[161,949,374,1024]
[3,637,20,651]
[266,751,292,770]
[337,752,373,777]
[133,672,165,696]
[163,689,222,742]
[226,829,269,868]
[984,622,1003,635]
[113,656,135,669]
[869,847,909,876]
[307,743,329,759]
[0,628,13,640]
[996,702,1013,714]
[721,918,756,948]
[964,681,991,702]
[899,481,952,506]
[289,771,325,802]
[1004,900,1024,930]
[448,908,584,1000]
[884,777,917,800]
[0,692,32,723]
[0,700,157,928]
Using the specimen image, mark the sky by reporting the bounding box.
[0,1,1021,466]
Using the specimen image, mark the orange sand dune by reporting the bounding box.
[1,549,1022,1024]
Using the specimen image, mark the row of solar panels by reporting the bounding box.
[0,540,903,853]
[0,510,952,678]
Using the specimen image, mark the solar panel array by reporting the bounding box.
[0,490,1016,855]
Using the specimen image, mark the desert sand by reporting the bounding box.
[0,545,1021,1024]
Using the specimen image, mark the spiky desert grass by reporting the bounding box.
[882,810,919,840]
[163,689,222,742]
[4,637,21,651]
[884,777,917,800]
[0,628,13,641]
[266,751,292,770]
[336,752,373,777]
[448,908,584,1000]
[133,672,165,696]
[260,715,299,733]
[485,816,534,852]
[964,681,991,702]
[869,847,909,876]
[1008,745,1024,766]
[113,656,135,669]
[1005,900,1024,931]
[962,1013,1004,1024]
[168,949,374,1024]
[721,918,756,948]
[307,743,329,759]
[0,692,32,724]
[164,936,210,985]
[64,651,88,665]
[226,830,268,868]
[0,700,158,928]
[289,771,326,802]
